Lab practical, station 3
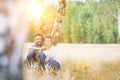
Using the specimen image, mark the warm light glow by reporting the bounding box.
[28,0,42,19]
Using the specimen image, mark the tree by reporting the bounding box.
[61,0,118,43]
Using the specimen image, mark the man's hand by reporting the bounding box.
[32,47,40,50]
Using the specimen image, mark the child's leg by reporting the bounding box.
[48,59,61,70]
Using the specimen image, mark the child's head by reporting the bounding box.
[44,36,52,46]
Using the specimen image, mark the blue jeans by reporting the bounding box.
[26,50,39,62]
[40,53,61,70]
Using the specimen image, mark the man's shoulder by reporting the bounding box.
[28,44,35,49]
[29,44,35,47]
[30,44,42,47]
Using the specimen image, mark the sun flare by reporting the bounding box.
[28,0,43,19]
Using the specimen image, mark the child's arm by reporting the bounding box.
[32,46,46,51]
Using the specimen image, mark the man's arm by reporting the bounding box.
[32,46,46,51]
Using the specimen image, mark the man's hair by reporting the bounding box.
[34,33,43,41]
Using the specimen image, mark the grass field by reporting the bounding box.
[23,44,120,80]
[23,60,120,80]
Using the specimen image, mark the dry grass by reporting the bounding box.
[23,44,120,80]
[23,64,74,80]
[23,60,120,80]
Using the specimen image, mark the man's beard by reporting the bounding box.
[36,42,42,46]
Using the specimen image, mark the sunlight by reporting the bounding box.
[28,0,43,19]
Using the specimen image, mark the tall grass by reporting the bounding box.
[23,60,120,80]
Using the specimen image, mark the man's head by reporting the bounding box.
[34,34,43,46]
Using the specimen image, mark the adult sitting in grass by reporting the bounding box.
[40,36,61,71]
[26,34,44,65]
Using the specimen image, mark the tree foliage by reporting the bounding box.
[61,0,119,43]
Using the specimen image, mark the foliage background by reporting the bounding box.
[26,0,119,43]
[61,0,119,43]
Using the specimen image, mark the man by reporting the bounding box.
[26,34,43,64]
